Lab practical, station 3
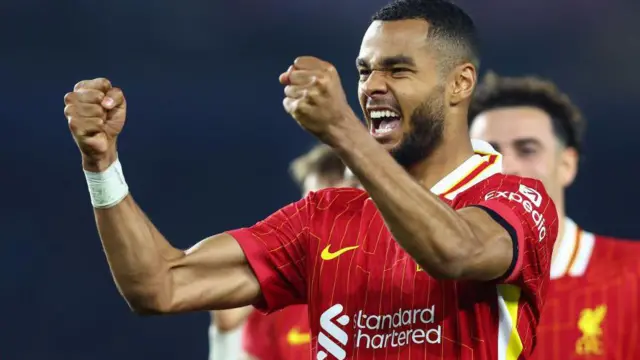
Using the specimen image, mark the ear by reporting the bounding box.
[449,63,476,106]
[558,146,579,187]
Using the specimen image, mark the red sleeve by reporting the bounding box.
[457,175,558,284]
[227,194,313,314]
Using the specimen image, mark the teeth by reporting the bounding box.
[369,110,399,119]
[375,127,394,134]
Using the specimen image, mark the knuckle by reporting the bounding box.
[73,80,87,91]
[67,117,80,131]
[77,89,104,103]
[95,77,112,88]
[77,103,103,117]
[91,89,106,102]
[88,104,105,116]
[95,90,106,102]
[315,75,328,86]
[313,78,329,93]
[64,92,76,104]
[63,104,75,117]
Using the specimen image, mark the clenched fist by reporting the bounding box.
[280,56,360,144]
[64,78,126,171]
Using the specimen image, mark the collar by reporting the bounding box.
[430,139,503,200]
[550,217,595,279]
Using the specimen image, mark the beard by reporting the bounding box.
[390,87,446,169]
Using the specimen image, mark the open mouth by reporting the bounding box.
[368,108,402,138]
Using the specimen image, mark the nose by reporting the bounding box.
[360,71,389,98]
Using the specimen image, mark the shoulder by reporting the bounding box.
[593,233,639,247]
[466,174,548,198]
[592,232,640,265]
[307,187,369,212]
[455,173,553,211]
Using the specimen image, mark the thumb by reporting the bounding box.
[101,87,126,110]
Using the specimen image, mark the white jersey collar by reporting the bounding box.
[430,139,503,200]
[550,217,595,279]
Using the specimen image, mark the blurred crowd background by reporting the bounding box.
[1,0,639,359]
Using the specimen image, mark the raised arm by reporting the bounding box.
[94,196,261,313]
[279,56,557,282]
[64,78,260,314]
[332,131,515,280]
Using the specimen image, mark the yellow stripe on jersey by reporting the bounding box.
[498,284,524,360]
[564,227,582,276]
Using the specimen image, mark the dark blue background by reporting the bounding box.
[1,0,638,358]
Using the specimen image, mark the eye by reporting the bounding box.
[358,69,371,81]
[391,68,412,76]
[518,147,537,157]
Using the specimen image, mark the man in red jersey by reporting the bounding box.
[210,144,353,360]
[63,0,558,359]
[469,72,640,360]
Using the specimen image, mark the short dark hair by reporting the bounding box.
[469,71,585,153]
[289,144,346,188]
[371,0,480,71]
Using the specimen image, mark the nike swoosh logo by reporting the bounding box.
[286,328,311,345]
[321,244,359,260]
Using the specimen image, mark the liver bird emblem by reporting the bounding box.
[575,305,607,355]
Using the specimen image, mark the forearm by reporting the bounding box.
[94,194,183,312]
[331,126,480,278]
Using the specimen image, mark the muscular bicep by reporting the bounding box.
[456,207,515,281]
[167,233,261,313]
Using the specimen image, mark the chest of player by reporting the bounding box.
[535,272,639,360]
[308,200,446,302]
[306,197,483,325]
[304,199,502,358]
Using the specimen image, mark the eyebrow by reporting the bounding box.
[513,138,542,148]
[356,55,416,68]
[488,138,542,153]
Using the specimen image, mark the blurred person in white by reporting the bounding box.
[469,72,640,360]
[209,144,354,360]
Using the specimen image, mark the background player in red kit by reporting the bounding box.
[210,145,353,360]
[63,0,558,359]
[469,72,640,360]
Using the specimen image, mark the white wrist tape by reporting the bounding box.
[84,158,129,208]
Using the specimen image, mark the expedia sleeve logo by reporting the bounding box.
[484,183,547,242]
[518,184,542,207]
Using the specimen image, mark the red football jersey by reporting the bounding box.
[242,305,311,360]
[532,218,640,360]
[229,140,559,359]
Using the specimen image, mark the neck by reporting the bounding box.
[407,131,474,190]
